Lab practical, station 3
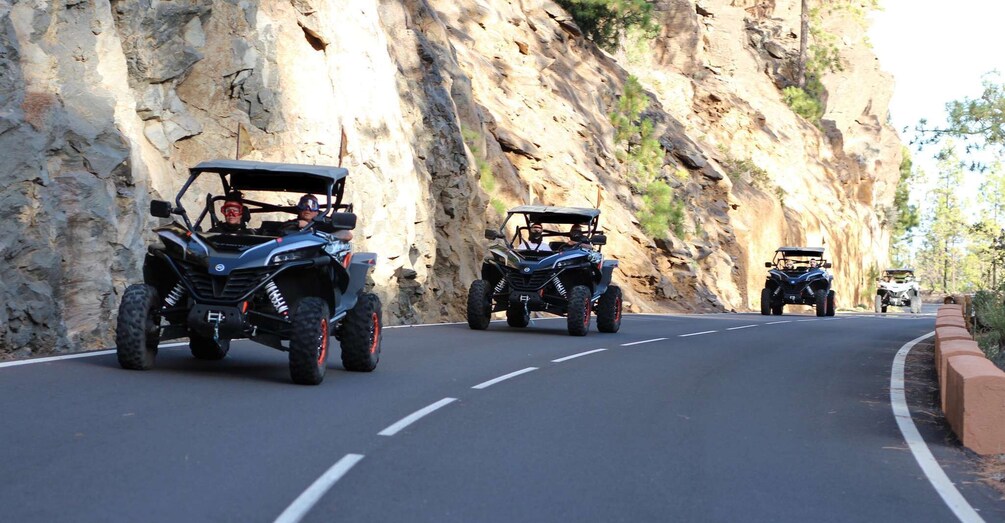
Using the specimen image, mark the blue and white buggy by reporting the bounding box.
[467,205,622,336]
[115,160,381,385]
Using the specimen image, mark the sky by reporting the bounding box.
[867,0,1005,223]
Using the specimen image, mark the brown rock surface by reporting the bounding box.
[0,0,901,356]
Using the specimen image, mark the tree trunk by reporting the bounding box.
[797,0,809,87]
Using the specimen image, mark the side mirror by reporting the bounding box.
[315,212,357,233]
[823,262,832,269]
[150,200,173,218]
[485,229,503,240]
[590,234,607,245]
[765,262,773,268]
[330,212,357,230]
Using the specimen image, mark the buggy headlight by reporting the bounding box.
[555,259,576,268]
[270,249,315,265]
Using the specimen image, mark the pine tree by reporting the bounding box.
[917,144,968,292]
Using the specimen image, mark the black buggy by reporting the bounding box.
[466,206,622,336]
[116,160,382,385]
[760,247,835,317]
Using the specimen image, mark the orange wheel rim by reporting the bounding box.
[369,312,380,354]
[317,318,329,365]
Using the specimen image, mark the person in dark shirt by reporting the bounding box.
[560,223,592,251]
[209,192,251,234]
[281,194,321,234]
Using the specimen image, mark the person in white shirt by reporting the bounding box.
[517,222,552,252]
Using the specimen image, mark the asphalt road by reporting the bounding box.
[1,309,1000,522]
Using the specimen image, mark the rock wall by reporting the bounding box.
[0,0,900,357]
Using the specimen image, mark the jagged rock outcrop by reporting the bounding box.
[0,0,900,357]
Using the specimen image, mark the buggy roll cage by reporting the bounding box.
[169,160,350,231]
[492,205,603,252]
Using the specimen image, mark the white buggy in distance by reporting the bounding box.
[874,268,922,314]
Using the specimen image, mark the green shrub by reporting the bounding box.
[783,86,824,123]
[491,198,507,216]
[974,291,1005,367]
[638,181,686,238]
[555,0,659,51]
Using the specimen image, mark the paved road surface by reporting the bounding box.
[2,309,1001,522]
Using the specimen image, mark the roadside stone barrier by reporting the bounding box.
[934,326,972,361]
[934,304,1005,455]
[935,315,967,329]
[945,355,1005,455]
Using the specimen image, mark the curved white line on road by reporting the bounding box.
[552,349,607,363]
[472,367,538,389]
[890,331,984,523]
[274,453,365,523]
[378,398,458,437]
[679,330,716,337]
[620,338,667,346]
[726,325,757,331]
[0,342,190,369]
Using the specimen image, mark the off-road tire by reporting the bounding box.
[190,335,229,360]
[116,284,161,370]
[506,304,530,328]
[760,288,772,316]
[910,290,922,314]
[567,285,592,336]
[597,285,622,333]
[826,290,836,317]
[874,294,883,314]
[289,297,331,385]
[467,280,492,330]
[771,303,784,315]
[340,293,382,372]
[815,289,828,317]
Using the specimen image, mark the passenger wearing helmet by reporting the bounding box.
[209,191,252,234]
[517,223,552,252]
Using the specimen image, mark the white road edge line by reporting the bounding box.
[765,321,791,325]
[472,367,538,389]
[378,398,457,437]
[726,325,757,331]
[890,331,984,523]
[679,330,717,337]
[0,342,191,369]
[552,349,607,363]
[273,453,365,523]
[620,338,667,346]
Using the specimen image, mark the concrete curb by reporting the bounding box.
[934,304,1005,455]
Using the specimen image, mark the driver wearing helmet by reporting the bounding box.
[560,224,592,251]
[282,194,321,233]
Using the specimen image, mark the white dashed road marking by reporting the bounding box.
[472,367,538,390]
[890,332,984,523]
[552,349,607,363]
[274,453,365,523]
[679,330,717,337]
[378,398,458,437]
[726,325,757,331]
[620,338,668,346]
[766,321,791,325]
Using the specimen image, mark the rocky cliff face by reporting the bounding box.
[0,0,900,357]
